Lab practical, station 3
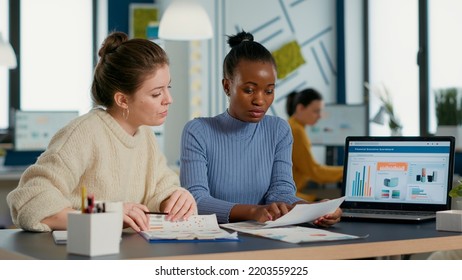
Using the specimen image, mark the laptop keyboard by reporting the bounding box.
[343,209,435,216]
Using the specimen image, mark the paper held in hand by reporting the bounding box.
[220,197,345,232]
[263,196,345,228]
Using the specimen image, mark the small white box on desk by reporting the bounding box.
[67,211,122,256]
[436,210,462,232]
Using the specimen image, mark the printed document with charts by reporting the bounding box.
[140,214,238,243]
[221,197,366,244]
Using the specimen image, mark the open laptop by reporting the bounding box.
[13,110,79,152]
[2,111,79,169]
[341,136,455,222]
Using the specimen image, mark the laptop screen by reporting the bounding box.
[308,104,367,146]
[342,136,455,211]
[14,110,79,151]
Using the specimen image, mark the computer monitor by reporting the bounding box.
[308,104,367,146]
[14,110,79,151]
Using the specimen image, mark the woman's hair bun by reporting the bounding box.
[98,32,128,59]
[227,30,254,48]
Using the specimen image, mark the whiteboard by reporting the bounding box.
[308,104,367,146]
[14,111,79,151]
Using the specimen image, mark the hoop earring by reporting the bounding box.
[225,90,230,105]
[122,108,130,120]
[225,93,230,107]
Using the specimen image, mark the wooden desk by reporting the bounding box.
[1,220,461,260]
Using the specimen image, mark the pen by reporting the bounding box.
[81,185,86,214]
[144,211,168,215]
[87,193,95,214]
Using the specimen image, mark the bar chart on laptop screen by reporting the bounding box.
[351,165,371,197]
[349,163,375,198]
[347,161,408,200]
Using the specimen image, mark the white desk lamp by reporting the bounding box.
[0,32,17,69]
[370,106,387,125]
[158,0,213,41]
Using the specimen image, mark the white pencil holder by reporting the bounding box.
[67,210,122,257]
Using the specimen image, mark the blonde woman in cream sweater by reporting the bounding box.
[7,32,196,232]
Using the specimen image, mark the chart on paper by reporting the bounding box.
[148,214,220,231]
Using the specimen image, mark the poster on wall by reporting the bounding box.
[129,4,159,39]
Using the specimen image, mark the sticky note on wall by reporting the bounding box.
[272,40,306,80]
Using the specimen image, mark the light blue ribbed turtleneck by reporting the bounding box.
[180,110,300,223]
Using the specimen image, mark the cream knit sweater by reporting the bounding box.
[7,108,182,232]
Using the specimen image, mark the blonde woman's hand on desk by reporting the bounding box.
[41,207,76,231]
[159,189,197,222]
[123,202,150,232]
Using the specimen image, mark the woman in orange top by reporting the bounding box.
[286,88,343,201]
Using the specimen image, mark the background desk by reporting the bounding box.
[1,221,461,260]
[0,168,24,228]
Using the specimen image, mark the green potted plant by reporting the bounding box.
[449,182,462,210]
[377,86,402,135]
[434,88,462,149]
[434,87,462,126]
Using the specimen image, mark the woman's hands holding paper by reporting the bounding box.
[313,207,343,227]
[228,203,293,223]
[249,203,293,223]
[291,198,344,227]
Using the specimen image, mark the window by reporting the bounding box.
[368,0,419,136]
[20,0,93,114]
[0,0,9,130]
[428,0,462,133]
